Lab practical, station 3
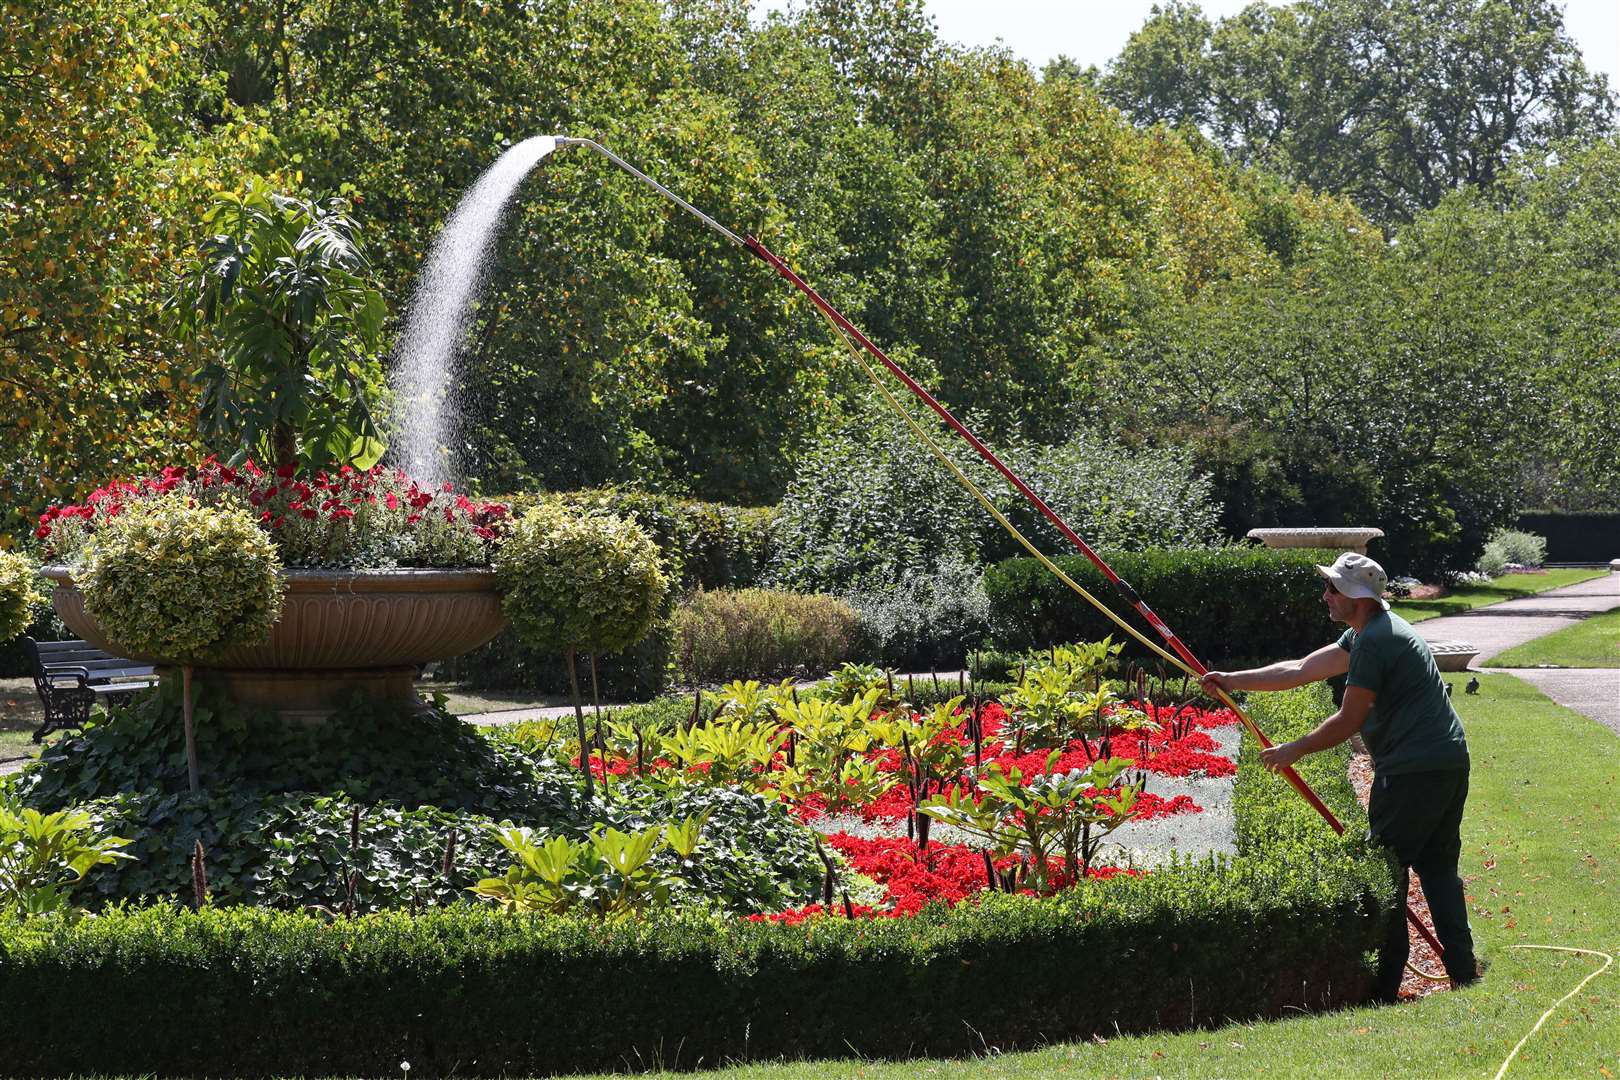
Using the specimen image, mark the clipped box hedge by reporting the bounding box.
[983,547,1338,665]
[0,685,1387,1077]
[1515,510,1620,564]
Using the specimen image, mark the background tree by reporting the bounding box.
[1102,0,1615,223]
[0,0,268,542]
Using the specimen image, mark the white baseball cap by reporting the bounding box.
[1316,552,1390,610]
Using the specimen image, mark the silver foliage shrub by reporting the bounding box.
[1474,528,1548,576]
[842,555,991,668]
[770,395,1222,593]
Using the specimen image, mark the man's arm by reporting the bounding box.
[1200,643,1351,694]
[1259,685,1376,772]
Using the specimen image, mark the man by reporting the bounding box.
[1200,551,1479,1002]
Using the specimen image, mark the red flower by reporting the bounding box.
[275,463,296,479]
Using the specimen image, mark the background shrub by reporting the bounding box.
[978,433,1223,560]
[983,547,1336,665]
[769,400,1224,594]
[767,398,988,592]
[1474,528,1548,576]
[671,588,861,686]
[842,554,990,669]
[0,549,43,645]
[505,488,778,591]
[75,498,283,662]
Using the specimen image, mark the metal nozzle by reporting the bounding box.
[554,135,747,248]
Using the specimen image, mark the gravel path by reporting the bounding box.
[1407,574,1619,738]
[1098,722,1240,868]
[1413,573,1620,663]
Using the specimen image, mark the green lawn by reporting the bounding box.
[1488,607,1620,668]
[1392,568,1607,623]
[557,673,1620,1080]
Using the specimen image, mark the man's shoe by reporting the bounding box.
[1451,956,1489,988]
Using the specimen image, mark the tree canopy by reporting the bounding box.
[1102,0,1615,223]
[4,0,1618,575]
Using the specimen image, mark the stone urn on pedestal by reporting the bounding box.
[42,566,507,722]
[1245,526,1385,556]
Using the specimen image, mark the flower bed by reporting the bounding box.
[37,460,509,569]
[557,689,1243,918]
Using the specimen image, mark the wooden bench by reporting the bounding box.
[23,637,158,742]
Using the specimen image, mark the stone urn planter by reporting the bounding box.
[1246,526,1385,556]
[41,566,507,721]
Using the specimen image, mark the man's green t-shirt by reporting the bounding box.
[1337,611,1469,775]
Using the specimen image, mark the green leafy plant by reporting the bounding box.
[470,822,686,919]
[171,178,388,470]
[0,796,133,917]
[770,689,898,812]
[0,549,44,644]
[921,753,1142,889]
[75,496,283,664]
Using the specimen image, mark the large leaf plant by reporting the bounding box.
[172,178,388,470]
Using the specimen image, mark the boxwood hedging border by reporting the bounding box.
[983,547,1339,665]
[0,685,1389,1078]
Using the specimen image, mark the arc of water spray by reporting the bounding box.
[389,135,562,485]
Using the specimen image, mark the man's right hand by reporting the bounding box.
[1199,671,1235,696]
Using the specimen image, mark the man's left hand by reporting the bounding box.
[1259,741,1306,773]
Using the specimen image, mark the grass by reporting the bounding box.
[556,672,1620,1080]
[1392,568,1607,623]
[1488,607,1620,668]
[0,675,48,769]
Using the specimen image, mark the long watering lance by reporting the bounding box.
[552,134,1448,964]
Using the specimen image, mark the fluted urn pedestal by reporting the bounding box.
[42,567,507,722]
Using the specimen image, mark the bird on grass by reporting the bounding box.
[1465,676,1480,695]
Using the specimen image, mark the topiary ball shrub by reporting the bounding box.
[76,497,284,662]
[0,549,44,644]
[494,505,671,657]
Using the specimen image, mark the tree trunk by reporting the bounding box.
[182,665,200,793]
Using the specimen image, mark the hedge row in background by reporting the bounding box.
[1515,511,1620,564]
[671,588,862,686]
[0,686,1386,1078]
[502,488,778,592]
[451,586,861,700]
[984,547,1337,665]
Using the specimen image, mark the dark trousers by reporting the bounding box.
[1367,767,1476,1000]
